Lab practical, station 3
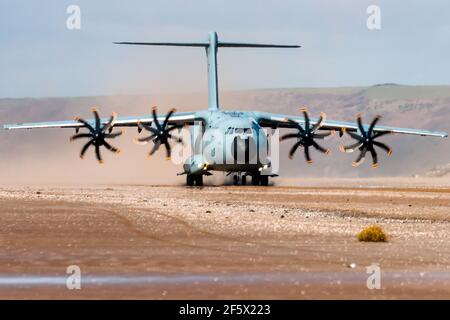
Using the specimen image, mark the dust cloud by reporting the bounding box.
[0,86,449,186]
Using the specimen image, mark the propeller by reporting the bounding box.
[339,114,393,168]
[134,107,184,160]
[280,107,334,164]
[70,107,123,163]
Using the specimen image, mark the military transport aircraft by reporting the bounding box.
[4,32,447,186]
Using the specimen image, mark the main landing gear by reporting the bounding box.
[232,173,269,186]
[186,174,203,186]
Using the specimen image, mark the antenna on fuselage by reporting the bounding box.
[114,32,300,111]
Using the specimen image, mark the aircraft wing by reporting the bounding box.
[3,111,198,130]
[255,111,448,138]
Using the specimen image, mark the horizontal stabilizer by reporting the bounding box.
[218,42,300,48]
[113,32,300,111]
[114,42,208,47]
[114,41,300,48]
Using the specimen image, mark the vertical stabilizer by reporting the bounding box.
[206,32,219,110]
[114,32,300,112]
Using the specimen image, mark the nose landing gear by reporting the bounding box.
[187,174,203,186]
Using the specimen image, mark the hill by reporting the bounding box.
[0,84,449,184]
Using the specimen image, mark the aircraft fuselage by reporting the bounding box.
[183,110,272,176]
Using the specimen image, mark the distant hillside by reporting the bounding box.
[0,84,449,184]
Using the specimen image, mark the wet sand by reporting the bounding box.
[0,182,449,299]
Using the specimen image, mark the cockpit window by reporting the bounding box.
[234,128,252,134]
[228,127,252,134]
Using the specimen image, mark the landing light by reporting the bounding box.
[198,162,209,170]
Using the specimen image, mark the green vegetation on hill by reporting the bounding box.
[252,84,450,100]
[362,84,450,100]
[253,86,364,96]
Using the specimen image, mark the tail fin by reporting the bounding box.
[115,32,300,111]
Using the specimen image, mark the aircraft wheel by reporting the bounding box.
[233,175,239,185]
[251,175,260,185]
[260,175,269,186]
[186,175,194,186]
[242,175,247,186]
[195,175,203,186]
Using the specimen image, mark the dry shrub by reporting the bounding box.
[357,225,388,242]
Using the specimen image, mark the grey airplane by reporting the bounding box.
[4,32,447,186]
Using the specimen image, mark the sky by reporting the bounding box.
[1,0,449,98]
